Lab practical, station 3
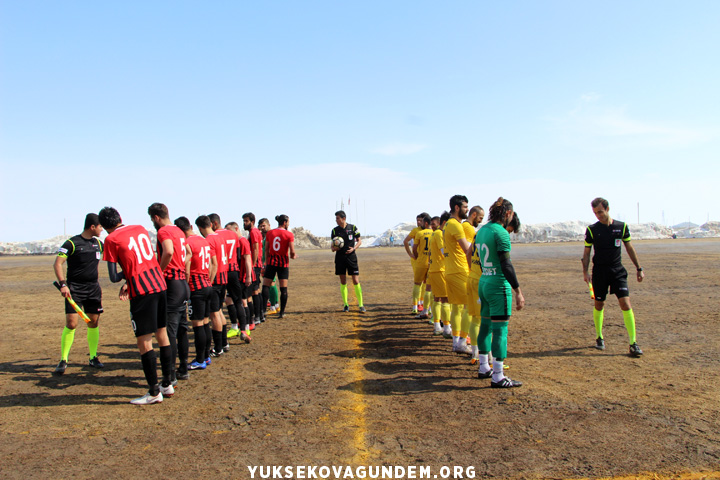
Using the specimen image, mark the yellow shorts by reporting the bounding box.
[427,271,446,298]
[446,272,469,305]
[466,276,480,317]
[413,263,429,284]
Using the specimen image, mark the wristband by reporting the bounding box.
[59,280,67,288]
[637,267,643,272]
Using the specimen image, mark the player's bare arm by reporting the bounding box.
[53,256,72,298]
[209,255,218,284]
[347,237,361,254]
[403,235,414,258]
[411,241,419,260]
[158,238,174,271]
[458,237,471,255]
[243,254,252,286]
[582,246,592,283]
[289,241,297,259]
[624,241,644,282]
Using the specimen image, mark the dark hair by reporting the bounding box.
[488,197,514,225]
[275,214,289,226]
[431,216,440,223]
[591,197,609,209]
[439,211,451,224]
[195,215,212,229]
[147,202,169,219]
[416,212,429,219]
[208,213,221,226]
[335,210,346,219]
[508,212,521,233]
[421,213,431,226]
[449,195,468,212]
[469,205,484,217]
[242,212,255,223]
[174,216,192,232]
[258,217,269,226]
[98,207,122,230]
[84,213,100,230]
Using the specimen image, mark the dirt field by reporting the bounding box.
[1,239,719,480]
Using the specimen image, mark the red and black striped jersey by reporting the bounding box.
[204,232,228,285]
[248,227,263,268]
[186,234,212,292]
[237,236,256,283]
[265,228,295,268]
[103,225,167,299]
[157,225,187,280]
[217,228,239,272]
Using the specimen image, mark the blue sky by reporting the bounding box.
[1,1,718,241]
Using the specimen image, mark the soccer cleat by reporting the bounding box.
[188,360,206,370]
[205,357,212,365]
[227,328,239,338]
[477,369,492,379]
[240,332,252,344]
[411,308,418,315]
[491,377,522,388]
[130,391,163,405]
[210,349,223,357]
[176,371,189,380]
[595,337,605,350]
[223,345,230,353]
[629,343,643,357]
[442,325,452,339]
[170,377,178,387]
[254,317,262,325]
[418,304,424,312]
[359,306,366,313]
[416,313,429,320]
[343,305,350,313]
[249,323,255,331]
[160,384,175,397]
[53,360,68,376]
[453,344,472,355]
[433,324,443,336]
[279,313,286,319]
[88,356,104,368]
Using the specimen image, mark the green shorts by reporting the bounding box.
[478,280,511,318]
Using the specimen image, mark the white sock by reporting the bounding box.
[492,359,504,382]
[471,345,478,357]
[452,336,459,348]
[457,337,467,348]
[478,354,491,373]
[230,323,238,329]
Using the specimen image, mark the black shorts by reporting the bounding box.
[226,271,243,303]
[252,267,262,291]
[592,264,629,301]
[65,281,103,315]
[129,291,167,337]
[188,287,212,321]
[335,254,359,276]
[264,264,289,281]
[166,279,190,310]
[209,284,227,313]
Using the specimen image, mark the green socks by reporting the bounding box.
[477,317,492,353]
[87,326,99,358]
[622,309,637,344]
[60,326,76,361]
[340,284,349,306]
[593,308,604,339]
[354,283,364,308]
[269,284,279,305]
[491,321,509,360]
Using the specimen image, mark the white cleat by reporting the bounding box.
[159,384,175,397]
[130,391,163,405]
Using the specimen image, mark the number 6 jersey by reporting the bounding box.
[103,225,167,299]
[265,228,295,267]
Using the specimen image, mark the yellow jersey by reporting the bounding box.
[443,218,469,275]
[463,221,476,241]
[428,229,446,273]
[468,240,483,280]
[414,228,433,266]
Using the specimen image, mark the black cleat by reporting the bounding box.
[595,338,605,350]
[629,343,643,357]
[343,305,350,312]
[222,345,230,353]
[477,369,492,379]
[210,349,223,358]
[359,306,366,313]
[491,377,522,388]
[53,360,67,376]
[88,356,104,368]
[176,371,189,381]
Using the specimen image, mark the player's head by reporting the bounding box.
[148,203,170,231]
[449,195,469,220]
[174,216,192,235]
[506,212,521,234]
[335,210,346,226]
[430,216,440,231]
[420,213,431,228]
[242,212,256,230]
[416,212,429,227]
[208,213,221,231]
[439,211,451,227]
[591,197,610,223]
[98,207,122,232]
[258,218,270,234]
[468,206,484,227]
[195,215,212,237]
[225,221,239,232]
[84,213,103,236]
[488,197,514,227]
[275,214,289,228]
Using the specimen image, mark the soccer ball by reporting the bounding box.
[332,236,344,248]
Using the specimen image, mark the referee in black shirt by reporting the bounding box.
[331,210,365,313]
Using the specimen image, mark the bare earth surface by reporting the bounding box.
[1,239,719,480]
